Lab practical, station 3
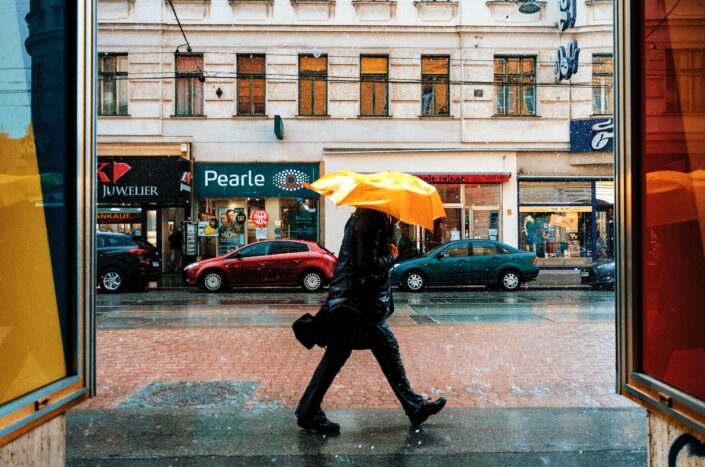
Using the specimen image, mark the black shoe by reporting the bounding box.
[297,412,341,434]
[408,397,447,426]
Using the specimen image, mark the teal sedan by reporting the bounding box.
[390,240,539,291]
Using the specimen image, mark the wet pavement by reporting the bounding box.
[69,288,645,465]
[96,289,615,329]
[67,407,645,466]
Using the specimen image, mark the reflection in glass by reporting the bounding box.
[639,0,705,400]
[0,0,70,405]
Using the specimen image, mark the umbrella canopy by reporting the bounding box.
[304,170,446,230]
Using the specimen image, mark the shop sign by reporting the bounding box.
[97,212,141,224]
[570,118,614,153]
[195,163,319,198]
[252,210,269,227]
[98,156,192,205]
[559,0,577,31]
[415,173,511,184]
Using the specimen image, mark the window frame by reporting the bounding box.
[0,0,95,447]
[360,55,389,117]
[494,55,537,117]
[298,54,328,117]
[421,55,451,117]
[236,54,266,116]
[615,0,705,436]
[98,53,128,116]
[592,53,614,115]
[174,52,205,117]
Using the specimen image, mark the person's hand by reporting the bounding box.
[389,243,399,260]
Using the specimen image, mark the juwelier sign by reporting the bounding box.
[195,163,320,198]
[97,156,193,204]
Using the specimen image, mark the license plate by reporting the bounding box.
[580,271,589,277]
[152,262,160,267]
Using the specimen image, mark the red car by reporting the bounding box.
[184,240,336,292]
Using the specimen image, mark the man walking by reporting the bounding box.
[295,208,446,433]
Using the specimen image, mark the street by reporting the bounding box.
[96,288,616,328]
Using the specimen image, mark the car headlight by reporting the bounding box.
[184,262,199,271]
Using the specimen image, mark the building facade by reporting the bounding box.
[97,0,614,268]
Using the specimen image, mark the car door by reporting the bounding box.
[467,240,504,283]
[224,242,272,286]
[267,241,310,285]
[425,241,471,285]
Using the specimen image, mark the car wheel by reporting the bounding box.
[301,270,324,292]
[499,270,521,291]
[201,270,226,292]
[403,271,426,292]
[101,268,126,293]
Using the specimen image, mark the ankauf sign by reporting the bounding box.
[195,163,320,198]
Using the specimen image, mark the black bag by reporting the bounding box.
[292,313,320,349]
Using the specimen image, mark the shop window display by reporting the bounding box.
[520,210,592,259]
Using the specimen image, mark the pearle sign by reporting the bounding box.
[195,163,320,198]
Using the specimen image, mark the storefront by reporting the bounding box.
[517,178,614,268]
[194,163,320,258]
[96,144,193,271]
[397,173,510,257]
[321,151,518,255]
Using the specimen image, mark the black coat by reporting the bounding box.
[293,209,395,349]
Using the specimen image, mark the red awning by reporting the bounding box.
[415,173,511,184]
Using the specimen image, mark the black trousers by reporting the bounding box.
[296,322,426,420]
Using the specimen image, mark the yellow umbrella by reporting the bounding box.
[304,170,446,230]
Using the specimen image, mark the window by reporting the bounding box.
[472,241,498,256]
[360,56,389,116]
[440,243,469,257]
[494,56,536,116]
[175,54,204,116]
[1,0,92,444]
[665,49,705,113]
[299,55,327,116]
[271,241,309,255]
[592,54,613,115]
[237,55,265,116]
[236,242,271,258]
[421,56,450,116]
[99,54,128,115]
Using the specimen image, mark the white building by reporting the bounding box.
[97,0,614,268]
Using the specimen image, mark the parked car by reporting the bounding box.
[97,232,161,293]
[390,239,539,291]
[184,240,336,292]
[580,260,615,289]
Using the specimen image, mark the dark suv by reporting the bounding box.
[97,232,161,293]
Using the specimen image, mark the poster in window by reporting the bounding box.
[218,207,245,255]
